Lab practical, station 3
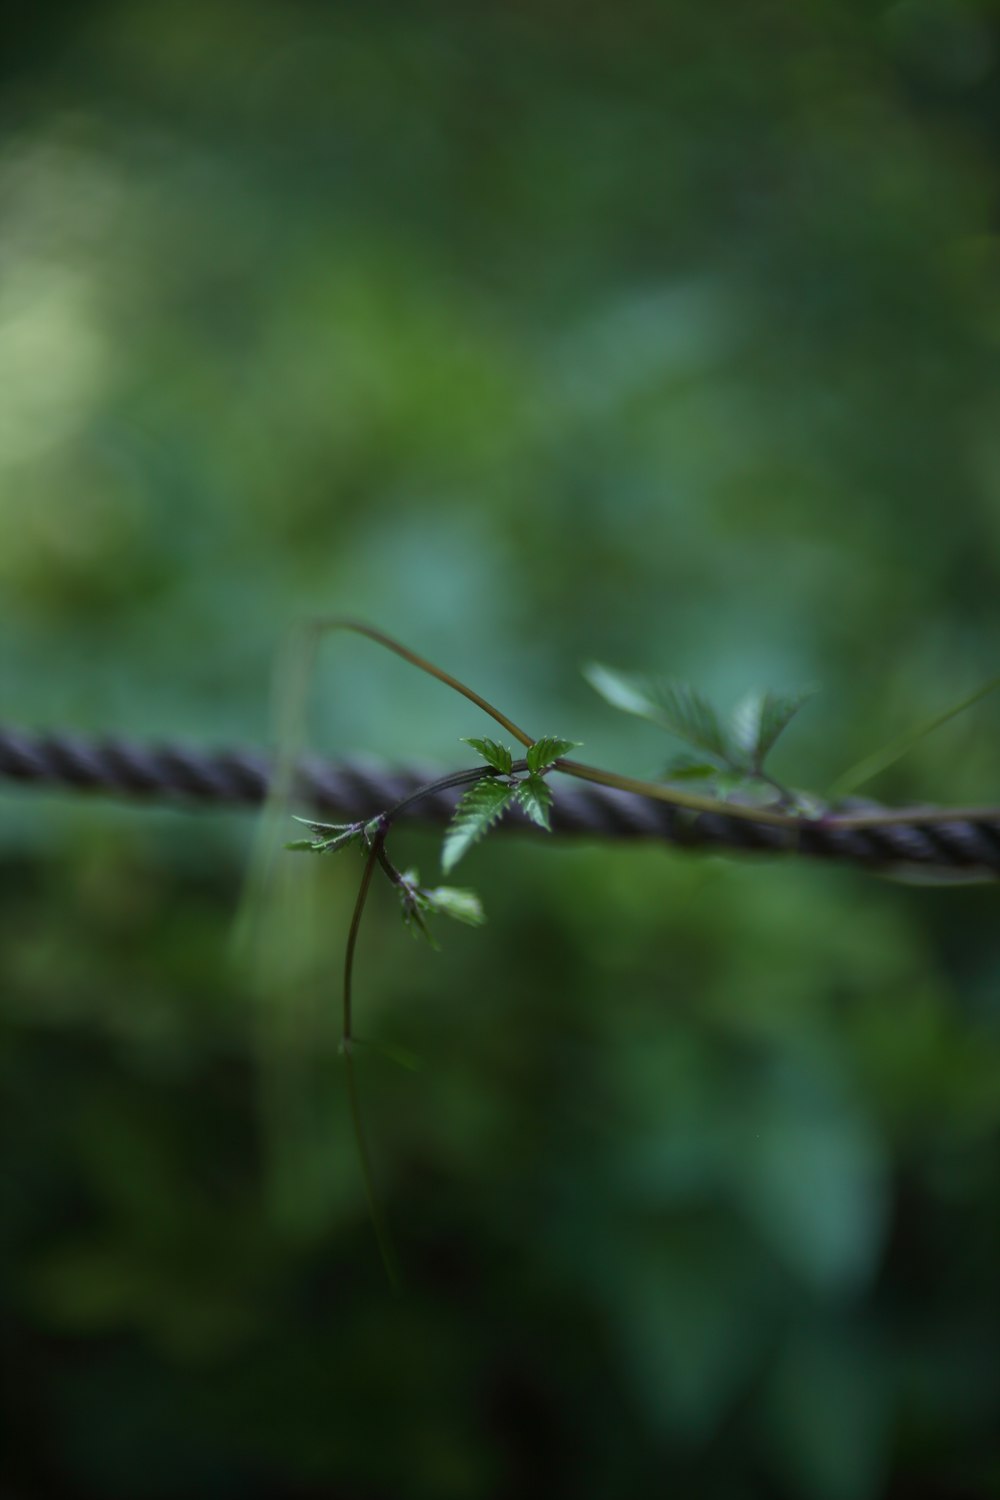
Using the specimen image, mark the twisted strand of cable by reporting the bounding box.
[2,726,1000,877]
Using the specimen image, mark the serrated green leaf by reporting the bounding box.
[731,688,815,770]
[651,681,731,760]
[421,886,487,925]
[291,815,357,834]
[514,773,553,829]
[460,737,513,774]
[285,825,361,854]
[526,736,581,773]
[442,778,515,872]
[585,663,730,761]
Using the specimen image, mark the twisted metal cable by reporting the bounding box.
[2,726,1000,878]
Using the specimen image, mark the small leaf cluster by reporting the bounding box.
[442,735,580,872]
[585,663,817,811]
[396,867,485,946]
[284,816,369,853]
[283,730,580,1036]
[287,816,484,942]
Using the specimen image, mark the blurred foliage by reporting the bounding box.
[3,1,1000,1495]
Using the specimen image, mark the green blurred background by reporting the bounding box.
[3,2,1000,1495]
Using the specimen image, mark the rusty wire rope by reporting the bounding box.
[3,725,1000,878]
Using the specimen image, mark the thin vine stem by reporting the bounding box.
[343,1051,400,1292]
[343,820,385,1047]
[335,760,513,1289]
[549,757,805,826]
[341,816,400,1290]
[310,617,534,747]
[307,619,803,824]
[311,620,993,832]
[383,762,518,822]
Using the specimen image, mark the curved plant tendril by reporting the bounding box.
[827,674,1000,802]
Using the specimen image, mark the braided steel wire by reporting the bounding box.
[2,726,1000,877]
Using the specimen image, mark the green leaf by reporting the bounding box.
[460,737,513,774]
[285,819,362,854]
[731,689,815,771]
[650,681,730,760]
[442,778,515,872]
[584,664,729,761]
[396,868,439,946]
[396,864,485,933]
[514,773,553,829]
[420,885,487,925]
[402,906,438,945]
[661,754,722,781]
[584,662,662,719]
[526,736,581,773]
[291,816,357,834]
